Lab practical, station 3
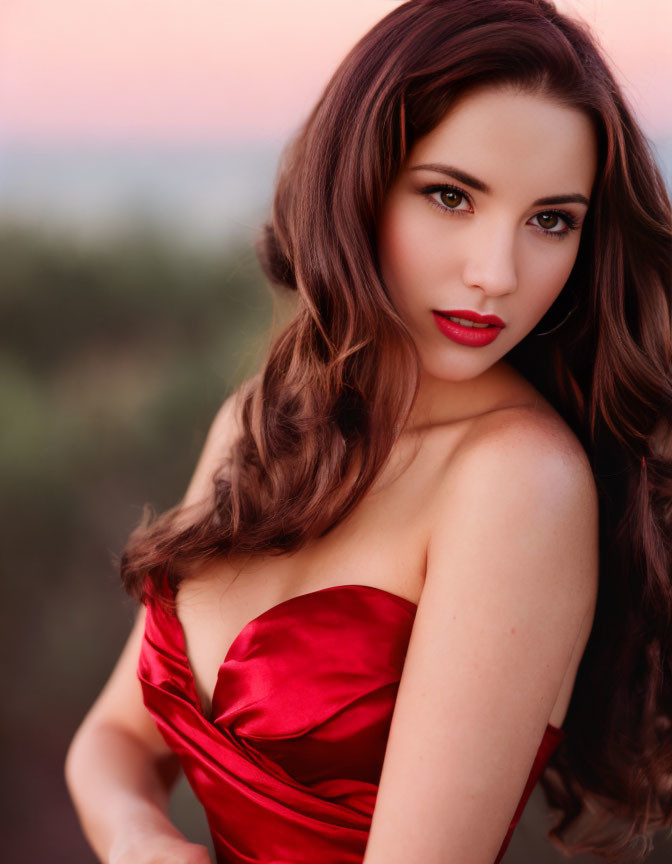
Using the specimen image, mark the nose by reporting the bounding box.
[462,222,518,297]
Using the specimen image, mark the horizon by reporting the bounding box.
[1,135,670,248]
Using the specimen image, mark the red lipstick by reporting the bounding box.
[432,308,505,347]
[436,309,506,327]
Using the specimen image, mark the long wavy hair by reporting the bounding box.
[119,0,672,858]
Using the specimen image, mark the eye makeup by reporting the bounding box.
[419,182,581,240]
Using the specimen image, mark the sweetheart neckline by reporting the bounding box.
[170,582,417,718]
[165,580,565,737]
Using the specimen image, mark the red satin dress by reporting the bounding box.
[138,573,566,864]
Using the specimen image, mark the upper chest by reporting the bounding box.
[174,420,475,717]
[173,378,567,720]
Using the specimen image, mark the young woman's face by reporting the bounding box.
[377,84,597,383]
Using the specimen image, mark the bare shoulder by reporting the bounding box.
[432,400,600,614]
[362,404,600,863]
[462,399,594,475]
[178,384,247,515]
[487,398,592,496]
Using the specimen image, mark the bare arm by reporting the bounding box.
[65,604,211,863]
[65,392,244,862]
[362,414,599,864]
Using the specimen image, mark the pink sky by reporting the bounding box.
[1,0,670,142]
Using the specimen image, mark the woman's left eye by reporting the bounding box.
[530,211,579,237]
[420,183,580,239]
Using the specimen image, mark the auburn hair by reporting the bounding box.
[120,1,672,858]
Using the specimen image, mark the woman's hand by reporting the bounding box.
[109,830,213,864]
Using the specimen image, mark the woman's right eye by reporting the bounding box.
[421,184,472,215]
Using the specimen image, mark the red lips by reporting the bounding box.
[434,308,506,328]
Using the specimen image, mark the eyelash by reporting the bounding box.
[420,183,580,239]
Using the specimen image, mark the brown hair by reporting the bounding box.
[120,0,672,858]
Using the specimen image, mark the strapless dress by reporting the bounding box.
[138,572,566,863]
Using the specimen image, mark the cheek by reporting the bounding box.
[378,220,408,308]
[378,208,439,302]
[525,246,579,316]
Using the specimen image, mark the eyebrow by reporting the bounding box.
[409,163,590,207]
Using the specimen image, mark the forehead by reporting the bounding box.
[408,85,597,194]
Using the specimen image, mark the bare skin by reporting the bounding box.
[176,373,593,732]
[177,83,599,733]
[66,82,600,864]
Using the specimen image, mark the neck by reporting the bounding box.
[400,359,526,433]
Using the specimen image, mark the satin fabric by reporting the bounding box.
[138,573,566,864]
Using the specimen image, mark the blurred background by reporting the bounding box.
[1,1,670,861]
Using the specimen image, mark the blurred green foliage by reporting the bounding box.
[0,221,277,860]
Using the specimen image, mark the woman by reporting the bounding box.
[65,1,672,862]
